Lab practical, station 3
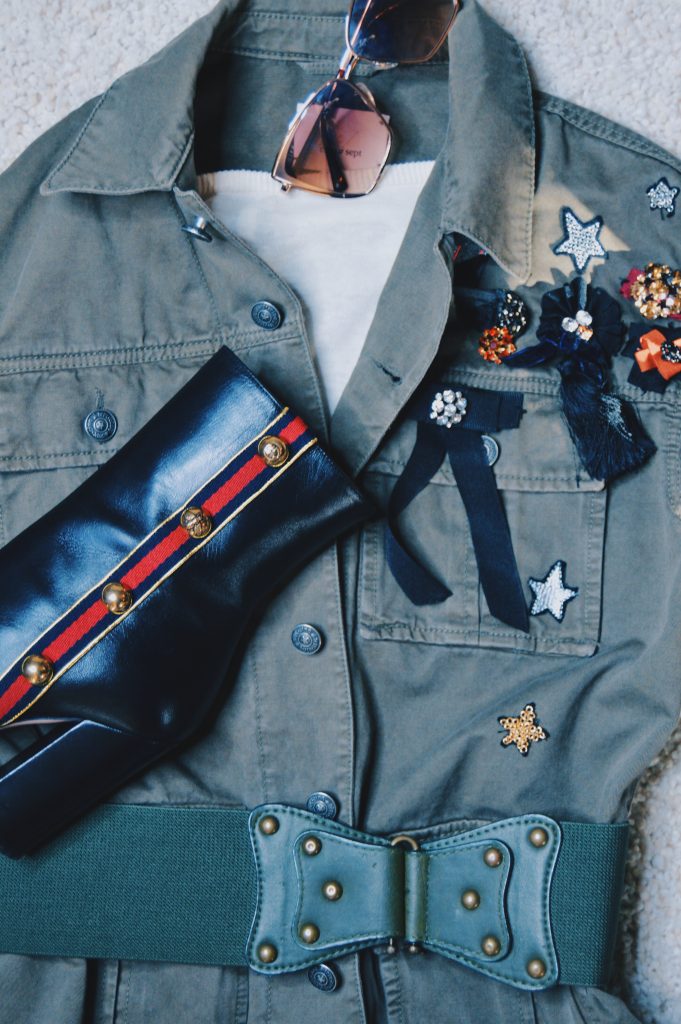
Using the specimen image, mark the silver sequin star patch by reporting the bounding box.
[528,561,579,622]
[553,207,607,272]
[647,177,678,219]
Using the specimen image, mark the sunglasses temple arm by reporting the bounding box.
[285,83,348,196]
[320,107,348,195]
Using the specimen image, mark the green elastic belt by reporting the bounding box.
[0,804,628,990]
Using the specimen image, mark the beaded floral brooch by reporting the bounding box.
[621,263,681,321]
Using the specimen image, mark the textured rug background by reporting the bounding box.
[1,2,680,1021]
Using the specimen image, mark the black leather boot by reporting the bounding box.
[0,348,370,857]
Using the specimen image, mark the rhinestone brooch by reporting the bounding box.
[430,389,468,428]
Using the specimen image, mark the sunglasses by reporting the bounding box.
[271,0,460,199]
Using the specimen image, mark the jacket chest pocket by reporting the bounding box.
[0,359,206,547]
[358,390,607,657]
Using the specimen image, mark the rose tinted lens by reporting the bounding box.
[348,0,458,64]
[272,79,392,198]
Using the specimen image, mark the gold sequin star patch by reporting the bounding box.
[498,703,548,756]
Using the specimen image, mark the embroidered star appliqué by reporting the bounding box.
[528,560,579,622]
[647,177,678,219]
[553,207,607,272]
[498,703,548,756]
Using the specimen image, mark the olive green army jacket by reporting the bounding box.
[0,1,680,1021]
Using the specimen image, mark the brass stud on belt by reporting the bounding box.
[483,846,503,868]
[481,935,501,957]
[257,942,278,964]
[322,880,343,902]
[101,581,134,616]
[527,958,547,979]
[21,654,54,687]
[528,827,549,848]
[258,815,279,836]
[180,505,213,540]
[461,889,480,911]
[299,923,320,944]
[258,435,290,468]
[302,835,322,856]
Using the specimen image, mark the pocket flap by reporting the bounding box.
[366,392,605,494]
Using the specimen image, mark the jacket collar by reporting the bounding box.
[40,0,535,282]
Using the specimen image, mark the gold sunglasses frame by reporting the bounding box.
[271,1,460,199]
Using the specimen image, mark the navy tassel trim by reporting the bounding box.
[504,278,656,483]
[559,366,656,483]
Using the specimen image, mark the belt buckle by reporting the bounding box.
[246,804,560,990]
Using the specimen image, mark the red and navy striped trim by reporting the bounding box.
[0,410,314,726]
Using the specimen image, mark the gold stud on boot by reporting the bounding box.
[258,435,289,468]
[180,506,213,540]
[21,654,54,687]
[101,582,134,616]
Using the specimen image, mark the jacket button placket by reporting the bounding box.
[172,185,363,1022]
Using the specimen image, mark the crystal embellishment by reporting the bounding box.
[430,389,468,428]
[561,308,594,341]
[553,207,607,273]
[498,292,529,336]
[528,560,579,622]
[647,177,678,219]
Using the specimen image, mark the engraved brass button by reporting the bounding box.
[461,889,480,911]
[483,846,503,868]
[258,435,289,468]
[322,880,343,902]
[101,581,133,616]
[21,654,54,687]
[527,958,547,979]
[481,935,501,957]
[251,301,283,331]
[293,625,323,656]
[257,942,278,964]
[299,923,320,944]
[180,506,213,540]
[529,827,549,848]
[308,963,338,992]
[83,408,118,443]
[306,791,337,818]
[302,835,322,856]
[258,815,279,836]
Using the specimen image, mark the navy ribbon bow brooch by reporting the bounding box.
[386,386,529,633]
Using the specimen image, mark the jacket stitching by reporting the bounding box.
[537,92,681,175]
[42,88,110,190]
[361,619,592,647]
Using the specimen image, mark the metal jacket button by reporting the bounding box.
[306,792,337,819]
[84,409,117,443]
[481,434,499,467]
[308,963,339,992]
[181,215,212,242]
[292,624,323,655]
[251,301,283,331]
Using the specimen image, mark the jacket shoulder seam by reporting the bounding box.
[535,90,681,176]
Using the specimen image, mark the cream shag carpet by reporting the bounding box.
[1,2,681,1021]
